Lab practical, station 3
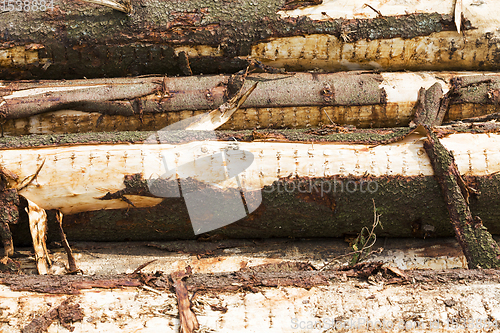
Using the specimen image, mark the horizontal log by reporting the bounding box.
[1,0,500,79]
[2,127,500,240]
[1,72,499,134]
[2,268,500,332]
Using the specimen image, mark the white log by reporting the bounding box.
[0,132,499,214]
[0,275,499,332]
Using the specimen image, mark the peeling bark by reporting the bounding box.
[423,128,500,268]
[26,199,51,275]
[21,298,83,333]
[0,72,499,134]
[172,269,199,333]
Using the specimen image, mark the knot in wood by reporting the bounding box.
[321,83,334,103]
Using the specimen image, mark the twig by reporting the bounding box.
[320,199,383,270]
[323,109,335,125]
[141,285,162,295]
[17,159,45,191]
[56,211,80,274]
[363,3,383,17]
[350,199,383,265]
[133,259,158,274]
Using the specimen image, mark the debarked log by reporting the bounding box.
[3,269,500,332]
[1,72,499,135]
[1,127,499,242]
[1,0,500,79]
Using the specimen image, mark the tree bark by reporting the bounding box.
[1,0,500,79]
[424,128,500,268]
[2,268,500,332]
[1,126,499,242]
[1,72,499,134]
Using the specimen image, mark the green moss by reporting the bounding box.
[0,128,417,149]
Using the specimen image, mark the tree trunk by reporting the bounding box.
[1,72,499,134]
[1,0,500,79]
[2,267,500,332]
[1,126,499,242]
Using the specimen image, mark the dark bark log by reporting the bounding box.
[0,0,486,79]
[5,172,499,243]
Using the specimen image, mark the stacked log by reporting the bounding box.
[0,0,500,264]
[2,1,500,331]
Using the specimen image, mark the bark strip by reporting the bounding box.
[172,269,199,333]
[26,198,51,275]
[56,212,79,273]
[423,128,500,268]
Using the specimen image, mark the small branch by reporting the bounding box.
[56,212,79,274]
[133,259,157,274]
[363,3,383,17]
[320,199,383,270]
[17,159,45,191]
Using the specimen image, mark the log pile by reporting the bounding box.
[1,0,499,262]
[1,0,500,330]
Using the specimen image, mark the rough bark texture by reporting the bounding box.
[4,172,498,243]
[0,0,477,79]
[0,189,19,257]
[2,268,500,332]
[0,123,499,149]
[1,73,499,135]
[423,128,500,269]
